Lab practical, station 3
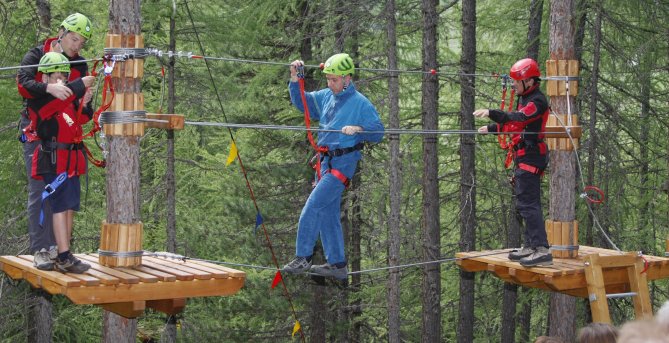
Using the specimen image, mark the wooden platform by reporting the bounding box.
[456,246,669,298]
[0,253,245,318]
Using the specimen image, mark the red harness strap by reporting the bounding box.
[327,168,349,187]
[517,163,543,176]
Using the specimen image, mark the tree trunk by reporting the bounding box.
[103,1,142,342]
[386,0,402,342]
[457,1,476,342]
[502,200,522,343]
[421,0,441,341]
[527,0,544,61]
[548,0,577,341]
[161,1,179,342]
[35,0,50,39]
[27,290,52,343]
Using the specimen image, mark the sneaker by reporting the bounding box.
[310,263,348,280]
[519,246,553,267]
[33,248,54,271]
[55,253,91,274]
[48,246,58,260]
[283,256,312,275]
[508,246,535,261]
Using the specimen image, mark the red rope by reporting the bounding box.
[297,75,328,180]
[497,77,515,169]
[583,185,605,204]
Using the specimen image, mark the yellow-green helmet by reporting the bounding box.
[61,13,92,40]
[323,53,354,76]
[38,52,71,74]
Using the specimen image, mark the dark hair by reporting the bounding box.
[577,323,618,343]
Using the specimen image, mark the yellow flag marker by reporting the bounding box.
[292,320,301,338]
[226,141,238,166]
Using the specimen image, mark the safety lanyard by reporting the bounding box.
[297,66,328,181]
[39,171,68,225]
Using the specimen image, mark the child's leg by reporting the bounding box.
[65,210,74,243]
[53,211,70,253]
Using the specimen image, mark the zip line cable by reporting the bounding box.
[139,117,566,137]
[143,249,512,276]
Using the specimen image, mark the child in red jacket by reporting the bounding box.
[29,52,95,273]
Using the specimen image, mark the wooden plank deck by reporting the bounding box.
[0,253,245,318]
[456,246,669,298]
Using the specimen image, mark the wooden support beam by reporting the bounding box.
[488,264,510,279]
[101,301,146,319]
[0,262,23,279]
[509,268,541,284]
[543,125,582,139]
[546,59,579,96]
[145,113,185,130]
[546,114,579,151]
[147,298,187,315]
[456,259,489,272]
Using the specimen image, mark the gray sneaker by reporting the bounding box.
[310,263,348,280]
[33,248,54,271]
[48,246,58,260]
[519,246,553,267]
[283,256,312,275]
[55,253,91,274]
[508,246,535,261]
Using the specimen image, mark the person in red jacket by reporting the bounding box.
[29,52,95,274]
[16,13,92,270]
[473,58,551,267]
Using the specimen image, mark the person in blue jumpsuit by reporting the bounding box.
[283,53,384,280]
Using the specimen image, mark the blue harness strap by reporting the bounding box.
[39,171,68,226]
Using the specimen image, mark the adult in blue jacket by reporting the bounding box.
[283,53,384,280]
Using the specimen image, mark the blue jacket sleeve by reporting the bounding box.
[288,81,325,121]
[357,102,384,143]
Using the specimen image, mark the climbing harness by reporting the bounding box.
[296,65,361,188]
[495,77,548,169]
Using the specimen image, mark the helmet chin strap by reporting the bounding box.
[55,30,68,54]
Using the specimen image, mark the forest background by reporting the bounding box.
[0,0,668,342]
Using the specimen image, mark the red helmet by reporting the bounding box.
[509,58,541,80]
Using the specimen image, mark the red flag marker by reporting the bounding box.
[319,63,325,70]
[430,69,437,75]
[271,270,283,289]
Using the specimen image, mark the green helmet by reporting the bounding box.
[323,53,354,76]
[38,52,71,74]
[61,13,92,40]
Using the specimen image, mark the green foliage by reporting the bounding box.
[1,0,669,341]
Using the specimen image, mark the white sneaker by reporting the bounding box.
[33,248,54,271]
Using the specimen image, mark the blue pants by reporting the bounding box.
[514,168,548,248]
[295,159,357,265]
